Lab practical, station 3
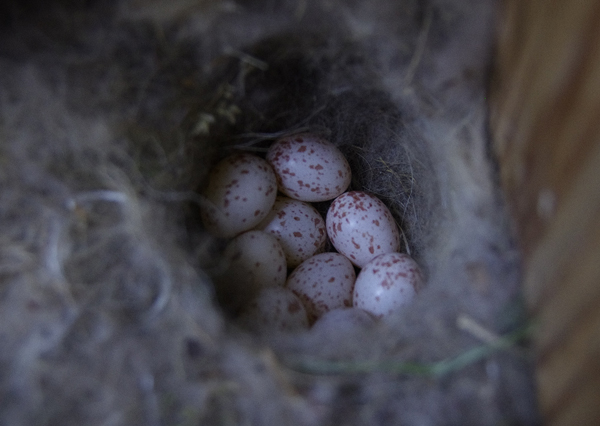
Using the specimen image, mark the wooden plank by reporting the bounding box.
[537,294,600,423]
[492,0,600,257]
[549,363,600,426]
[490,0,600,424]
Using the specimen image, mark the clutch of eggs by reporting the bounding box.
[199,134,423,331]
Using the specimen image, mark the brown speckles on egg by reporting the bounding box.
[353,253,423,318]
[266,134,351,202]
[326,191,401,267]
[200,153,277,238]
[255,196,326,267]
[288,300,302,314]
[239,287,308,333]
[286,253,356,323]
[220,230,287,312]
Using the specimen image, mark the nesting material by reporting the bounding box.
[0,0,540,425]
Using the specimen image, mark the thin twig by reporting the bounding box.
[223,48,269,71]
[457,314,501,345]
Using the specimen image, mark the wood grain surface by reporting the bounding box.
[490,1,600,424]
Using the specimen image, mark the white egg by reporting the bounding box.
[238,287,309,333]
[353,252,423,318]
[326,191,400,267]
[216,230,287,312]
[286,252,356,323]
[266,134,351,202]
[255,196,326,267]
[310,308,375,335]
[201,153,277,238]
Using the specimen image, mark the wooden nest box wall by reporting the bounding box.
[491,1,600,425]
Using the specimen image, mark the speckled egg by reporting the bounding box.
[326,191,400,267]
[286,252,356,323]
[238,287,309,333]
[216,230,287,312]
[266,134,351,202]
[200,153,277,238]
[255,196,326,267]
[353,252,423,318]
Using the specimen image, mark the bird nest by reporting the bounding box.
[0,1,539,424]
